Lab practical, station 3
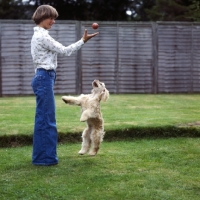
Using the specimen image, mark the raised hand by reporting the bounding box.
[82,29,99,43]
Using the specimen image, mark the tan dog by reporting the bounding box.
[62,80,109,156]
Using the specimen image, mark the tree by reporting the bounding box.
[184,0,200,21]
[1,0,199,22]
[145,0,197,21]
[127,0,156,21]
[27,0,132,21]
[88,0,131,21]
[0,0,28,19]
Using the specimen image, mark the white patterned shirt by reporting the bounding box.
[31,26,84,71]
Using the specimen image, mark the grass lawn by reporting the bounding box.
[0,94,200,199]
[0,94,200,137]
[0,138,200,200]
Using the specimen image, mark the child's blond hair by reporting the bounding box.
[32,5,58,25]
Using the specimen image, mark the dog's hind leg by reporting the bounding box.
[78,127,91,155]
[89,129,104,156]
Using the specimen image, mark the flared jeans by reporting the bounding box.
[31,68,58,165]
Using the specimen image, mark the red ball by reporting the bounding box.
[92,23,99,29]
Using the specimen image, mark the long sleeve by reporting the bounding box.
[41,34,84,56]
[31,26,84,71]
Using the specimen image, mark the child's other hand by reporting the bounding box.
[82,29,99,43]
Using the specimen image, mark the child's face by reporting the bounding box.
[39,18,55,30]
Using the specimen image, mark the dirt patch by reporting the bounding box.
[177,121,200,128]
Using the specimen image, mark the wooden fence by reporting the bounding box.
[0,20,200,96]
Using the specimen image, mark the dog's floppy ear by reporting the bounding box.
[101,88,109,102]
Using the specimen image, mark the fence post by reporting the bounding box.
[190,23,194,93]
[116,22,119,94]
[0,22,2,97]
[76,21,82,94]
[152,22,158,94]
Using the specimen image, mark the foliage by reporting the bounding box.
[127,0,156,21]
[0,0,28,19]
[185,0,200,21]
[145,0,200,21]
[25,0,132,21]
[0,0,200,21]
[145,0,189,21]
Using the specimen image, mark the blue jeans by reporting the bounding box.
[31,68,58,166]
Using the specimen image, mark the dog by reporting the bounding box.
[62,80,109,156]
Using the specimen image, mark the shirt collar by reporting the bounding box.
[33,26,49,33]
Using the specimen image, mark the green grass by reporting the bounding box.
[1,94,200,199]
[1,94,200,133]
[1,94,200,146]
[0,138,200,200]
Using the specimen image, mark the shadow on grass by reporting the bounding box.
[0,126,200,148]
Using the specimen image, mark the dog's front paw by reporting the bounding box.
[80,110,90,122]
[80,112,88,122]
[80,115,88,122]
[61,96,69,104]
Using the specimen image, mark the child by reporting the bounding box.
[31,5,98,166]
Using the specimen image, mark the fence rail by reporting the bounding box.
[0,20,200,96]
